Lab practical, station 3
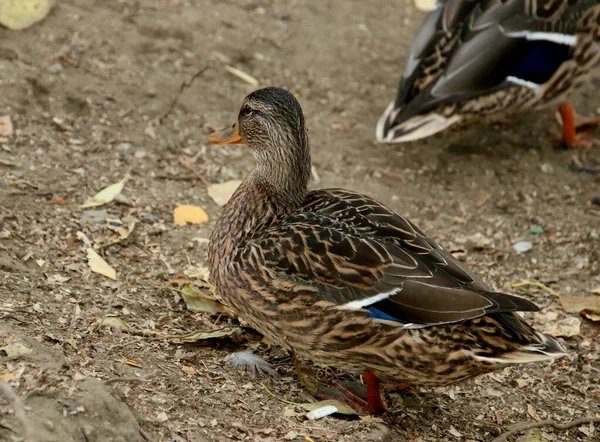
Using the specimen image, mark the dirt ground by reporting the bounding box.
[1,1,600,441]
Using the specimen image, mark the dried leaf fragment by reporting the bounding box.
[86,248,117,280]
[80,176,128,209]
[543,317,581,338]
[99,316,129,329]
[207,180,242,206]
[0,343,33,359]
[166,326,241,344]
[414,0,437,12]
[0,115,13,136]
[180,284,224,314]
[173,205,208,226]
[0,0,54,31]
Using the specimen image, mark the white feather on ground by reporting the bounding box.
[225,350,276,376]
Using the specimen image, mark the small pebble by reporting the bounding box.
[47,62,63,73]
[512,241,533,254]
[116,142,134,153]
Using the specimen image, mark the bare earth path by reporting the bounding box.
[1,1,599,441]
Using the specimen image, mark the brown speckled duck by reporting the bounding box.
[376,0,600,148]
[207,87,566,413]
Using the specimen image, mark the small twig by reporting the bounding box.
[511,280,561,298]
[159,65,209,124]
[104,376,148,385]
[177,155,210,186]
[139,427,154,442]
[492,417,600,442]
[0,380,34,440]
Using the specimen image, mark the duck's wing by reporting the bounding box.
[377,0,595,142]
[242,189,538,326]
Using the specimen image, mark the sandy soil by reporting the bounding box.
[1,1,600,441]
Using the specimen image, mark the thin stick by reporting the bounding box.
[178,155,210,186]
[0,380,34,440]
[511,280,561,298]
[104,377,148,385]
[159,66,209,124]
[492,417,600,442]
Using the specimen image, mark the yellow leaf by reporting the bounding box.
[0,0,54,31]
[0,115,13,136]
[86,248,117,280]
[173,205,208,226]
[80,176,128,209]
[207,180,242,207]
[182,365,196,374]
[0,372,14,381]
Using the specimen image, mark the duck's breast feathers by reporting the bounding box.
[240,189,539,326]
[377,0,598,143]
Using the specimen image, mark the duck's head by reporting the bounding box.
[209,87,311,205]
[209,87,309,154]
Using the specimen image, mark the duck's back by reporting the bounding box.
[377,0,600,142]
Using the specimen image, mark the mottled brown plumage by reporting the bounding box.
[376,0,600,146]
[208,87,566,412]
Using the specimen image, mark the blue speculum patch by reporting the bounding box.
[512,39,573,84]
[367,306,401,322]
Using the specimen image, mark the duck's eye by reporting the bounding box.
[241,105,253,116]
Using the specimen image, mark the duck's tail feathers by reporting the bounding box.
[471,330,567,365]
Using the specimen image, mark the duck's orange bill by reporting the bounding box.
[208,123,244,144]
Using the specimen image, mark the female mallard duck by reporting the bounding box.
[376,0,600,148]
[208,87,566,413]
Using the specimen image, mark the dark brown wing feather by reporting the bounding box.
[390,0,596,124]
[241,189,538,326]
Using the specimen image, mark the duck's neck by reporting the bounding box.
[208,133,311,269]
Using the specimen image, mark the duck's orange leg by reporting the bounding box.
[363,371,388,414]
[553,103,600,149]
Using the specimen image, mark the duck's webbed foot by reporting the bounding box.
[551,103,600,149]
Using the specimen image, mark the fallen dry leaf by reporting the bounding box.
[183,266,210,281]
[0,372,15,381]
[87,248,117,280]
[560,294,600,313]
[180,284,224,314]
[99,316,129,329]
[0,115,13,136]
[207,180,242,206]
[560,294,600,322]
[181,365,196,375]
[173,205,208,226]
[0,342,33,358]
[414,0,437,12]
[0,0,54,31]
[543,316,581,338]
[166,326,241,344]
[582,312,600,322]
[80,176,128,209]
